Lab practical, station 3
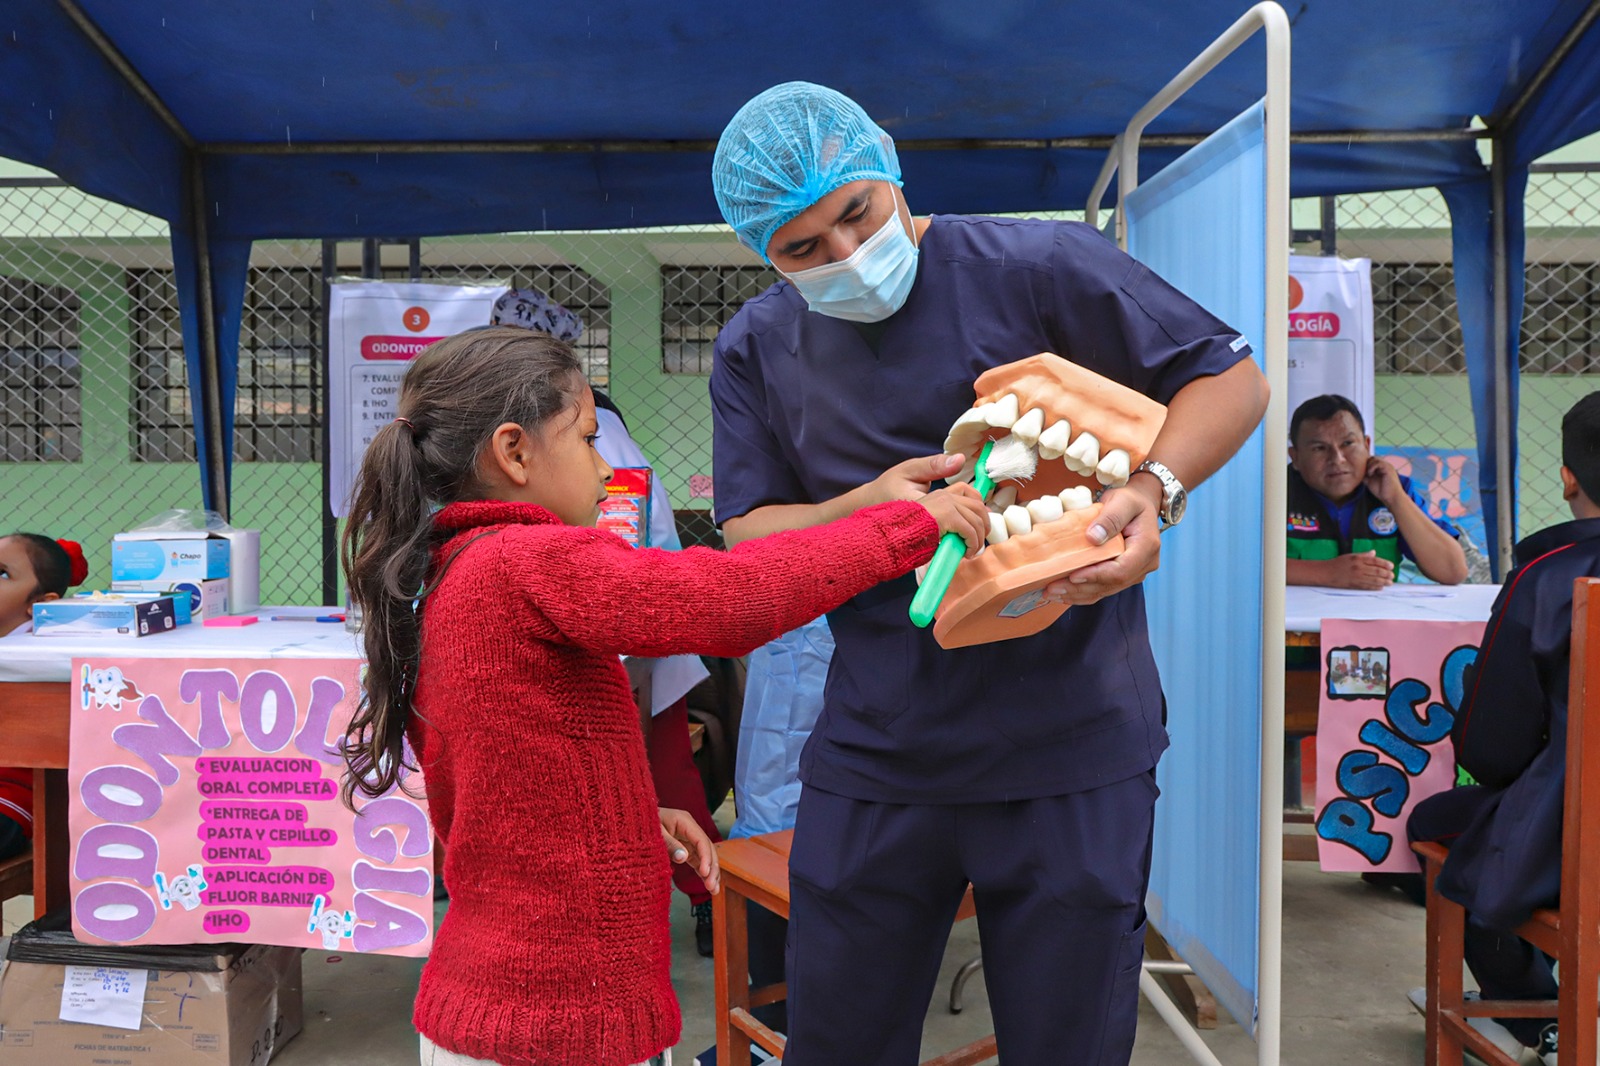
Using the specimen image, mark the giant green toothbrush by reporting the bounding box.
[909,435,1037,628]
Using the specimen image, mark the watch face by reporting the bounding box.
[1168,488,1188,524]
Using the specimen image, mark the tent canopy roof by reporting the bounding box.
[6,0,1600,238]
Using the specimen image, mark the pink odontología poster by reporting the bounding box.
[68,656,432,957]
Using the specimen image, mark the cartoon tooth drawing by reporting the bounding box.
[154,865,208,911]
[85,666,142,709]
[307,895,356,950]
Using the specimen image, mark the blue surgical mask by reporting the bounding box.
[781,191,920,323]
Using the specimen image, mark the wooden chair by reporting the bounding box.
[0,851,32,905]
[714,830,996,1066]
[1413,577,1600,1066]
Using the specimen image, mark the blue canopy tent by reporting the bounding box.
[3,0,1600,571]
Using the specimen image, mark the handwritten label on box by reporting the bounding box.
[59,965,149,1030]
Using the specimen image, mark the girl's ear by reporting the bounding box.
[32,591,60,606]
[483,422,534,488]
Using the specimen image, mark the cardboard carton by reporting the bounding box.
[112,533,230,585]
[0,943,302,1066]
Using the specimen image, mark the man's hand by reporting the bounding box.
[659,808,720,895]
[1326,551,1395,590]
[1041,475,1162,606]
[867,453,967,506]
[1363,456,1404,508]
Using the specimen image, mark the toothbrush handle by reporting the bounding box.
[908,446,996,629]
[909,533,968,627]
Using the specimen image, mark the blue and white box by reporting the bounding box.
[112,532,231,585]
[33,594,179,637]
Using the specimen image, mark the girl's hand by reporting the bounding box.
[659,807,720,895]
[868,453,968,505]
[917,484,990,558]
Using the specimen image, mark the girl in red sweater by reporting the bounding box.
[0,533,88,861]
[339,328,987,1066]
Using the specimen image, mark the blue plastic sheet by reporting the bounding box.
[1125,101,1269,1035]
[729,617,834,839]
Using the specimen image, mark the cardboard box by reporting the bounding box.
[0,944,302,1066]
[32,595,178,638]
[112,534,231,585]
[110,578,230,624]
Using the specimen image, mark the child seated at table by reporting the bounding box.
[0,532,87,862]
[1406,390,1600,1064]
[338,327,987,1066]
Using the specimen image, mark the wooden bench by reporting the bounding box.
[1413,576,1600,1066]
[714,830,996,1066]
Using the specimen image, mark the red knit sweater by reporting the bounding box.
[408,498,938,1066]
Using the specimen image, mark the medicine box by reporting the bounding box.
[598,467,652,548]
[32,594,178,637]
[111,577,230,623]
[112,532,231,584]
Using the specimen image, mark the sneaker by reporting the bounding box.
[1405,987,1526,1063]
[1533,1023,1557,1065]
[692,901,714,958]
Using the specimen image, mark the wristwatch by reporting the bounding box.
[1134,460,1187,529]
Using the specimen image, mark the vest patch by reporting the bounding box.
[1368,508,1397,535]
[1289,512,1320,532]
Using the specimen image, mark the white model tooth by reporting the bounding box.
[944,407,991,455]
[1026,494,1065,524]
[1096,448,1132,487]
[1059,486,1094,511]
[1065,431,1101,475]
[1003,505,1033,537]
[1011,407,1045,446]
[990,484,1018,510]
[1036,419,1072,460]
[987,512,1010,545]
[984,394,1020,429]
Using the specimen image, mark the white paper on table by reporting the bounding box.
[59,964,148,1030]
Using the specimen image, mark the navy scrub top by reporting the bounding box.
[710,216,1252,804]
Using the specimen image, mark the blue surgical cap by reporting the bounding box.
[713,82,902,261]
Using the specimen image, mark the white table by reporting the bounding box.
[1284,583,1501,634]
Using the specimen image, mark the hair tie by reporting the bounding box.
[394,417,415,430]
[56,538,88,586]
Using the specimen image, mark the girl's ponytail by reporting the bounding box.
[340,417,434,805]
[339,327,583,807]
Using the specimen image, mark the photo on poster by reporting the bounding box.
[1326,644,1390,699]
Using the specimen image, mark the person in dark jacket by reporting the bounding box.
[1407,390,1600,1062]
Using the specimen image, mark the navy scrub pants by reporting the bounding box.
[782,771,1157,1066]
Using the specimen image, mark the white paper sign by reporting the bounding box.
[59,964,149,1030]
[328,280,507,517]
[1287,254,1375,439]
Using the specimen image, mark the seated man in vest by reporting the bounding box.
[1287,394,1467,588]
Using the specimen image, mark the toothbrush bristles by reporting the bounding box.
[983,434,1039,483]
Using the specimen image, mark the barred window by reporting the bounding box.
[129,267,323,462]
[660,266,776,374]
[1371,261,1600,374]
[396,264,611,385]
[0,276,81,461]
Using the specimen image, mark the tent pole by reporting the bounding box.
[186,152,230,520]
[1490,140,1514,575]
[1500,0,1600,129]
[53,0,194,148]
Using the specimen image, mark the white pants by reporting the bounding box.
[419,1034,670,1066]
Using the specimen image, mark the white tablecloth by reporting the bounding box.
[0,607,361,683]
[1284,584,1500,633]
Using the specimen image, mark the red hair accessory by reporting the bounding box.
[56,539,88,587]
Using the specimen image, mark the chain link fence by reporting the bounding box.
[1322,166,1600,561]
[2,166,1595,603]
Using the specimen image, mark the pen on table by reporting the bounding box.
[269,614,346,623]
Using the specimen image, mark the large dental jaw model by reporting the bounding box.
[933,353,1167,649]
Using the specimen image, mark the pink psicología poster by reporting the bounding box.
[1314,619,1484,872]
[68,657,432,956]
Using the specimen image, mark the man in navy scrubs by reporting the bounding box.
[709,82,1269,1065]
